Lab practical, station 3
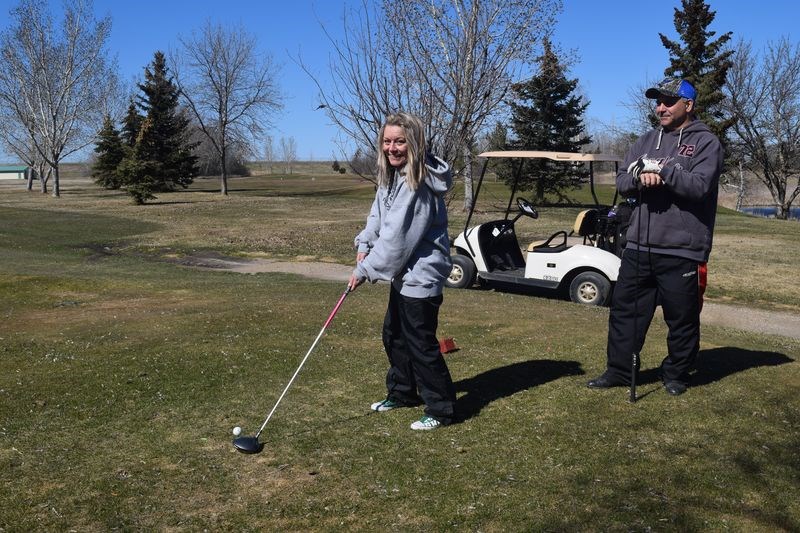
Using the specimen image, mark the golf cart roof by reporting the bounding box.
[479,150,622,163]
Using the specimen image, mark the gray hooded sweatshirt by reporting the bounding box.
[617,119,723,263]
[353,155,452,298]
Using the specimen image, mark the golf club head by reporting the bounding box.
[232,436,264,454]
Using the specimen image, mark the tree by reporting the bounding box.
[349,147,376,177]
[193,132,251,177]
[173,22,283,195]
[0,0,117,197]
[723,39,800,220]
[588,123,638,162]
[659,0,734,145]
[118,117,158,204]
[477,121,512,184]
[0,100,46,191]
[481,122,509,155]
[504,39,591,203]
[264,135,275,174]
[280,136,297,174]
[120,99,142,148]
[91,115,125,189]
[304,0,561,210]
[136,51,198,191]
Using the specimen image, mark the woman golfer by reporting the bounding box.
[348,112,456,430]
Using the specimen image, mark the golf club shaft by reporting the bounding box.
[254,288,350,439]
[630,187,643,403]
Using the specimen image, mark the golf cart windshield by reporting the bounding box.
[464,150,623,233]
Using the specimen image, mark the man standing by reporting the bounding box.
[587,77,723,396]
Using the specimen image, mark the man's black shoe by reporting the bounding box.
[664,381,687,396]
[587,373,628,389]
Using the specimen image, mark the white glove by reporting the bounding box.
[627,156,662,179]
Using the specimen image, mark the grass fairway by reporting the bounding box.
[1,174,799,531]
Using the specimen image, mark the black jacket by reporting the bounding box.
[617,119,723,262]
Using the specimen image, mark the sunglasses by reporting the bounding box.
[655,96,683,107]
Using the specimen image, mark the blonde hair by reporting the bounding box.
[376,112,426,190]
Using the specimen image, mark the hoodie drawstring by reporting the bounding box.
[655,125,687,152]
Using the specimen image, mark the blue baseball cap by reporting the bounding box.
[645,77,697,101]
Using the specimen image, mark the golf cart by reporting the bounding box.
[446,151,630,306]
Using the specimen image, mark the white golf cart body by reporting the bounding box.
[456,229,622,285]
[448,150,625,306]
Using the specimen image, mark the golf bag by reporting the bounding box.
[605,199,634,258]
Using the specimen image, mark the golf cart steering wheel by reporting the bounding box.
[517,197,539,219]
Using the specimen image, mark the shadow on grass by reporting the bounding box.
[637,347,794,387]
[455,359,584,422]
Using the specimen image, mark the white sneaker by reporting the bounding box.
[410,416,442,431]
[370,399,400,412]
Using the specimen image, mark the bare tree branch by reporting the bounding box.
[172,21,283,195]
[723,38,800,219]
[0,0,116,197]
[299,0,561,207]
[280,136,297,174]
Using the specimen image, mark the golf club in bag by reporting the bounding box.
[233,287,351,454]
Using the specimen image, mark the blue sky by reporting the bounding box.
[1,0,798,162]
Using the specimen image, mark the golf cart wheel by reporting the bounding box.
[569,271,611,306]
[446,255,476,289]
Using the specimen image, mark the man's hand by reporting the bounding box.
[639,172,663,187]
[627,156,662,179]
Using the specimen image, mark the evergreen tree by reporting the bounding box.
[136,51,198,191]
[118,117,158,204]
[659,0,734,147]
[91,115,125,189]
[505,39,592,203]
[485,121,509,152]
[121,99,142,148]
[484,121,514,182]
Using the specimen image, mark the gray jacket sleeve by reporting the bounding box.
[354,193,382,254]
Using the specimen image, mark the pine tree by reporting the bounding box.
[118,117,158,204]
[91,115,125,189]
[484,121,514,183]
[136,51,198,191]
[505,39,592,203]
[659,0,734,147]
[121,99,142,148]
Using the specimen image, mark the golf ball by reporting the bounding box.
[232,426,242,436]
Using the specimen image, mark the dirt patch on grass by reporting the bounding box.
[173,251,352,282]
[176,252,800,340]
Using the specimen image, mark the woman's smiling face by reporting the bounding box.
[382,125,408,168]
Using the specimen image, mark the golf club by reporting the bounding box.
[630,187,644,403]
[233,286,351,454]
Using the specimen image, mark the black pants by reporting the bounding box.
[606,250,701,385]
[383,285,456,424]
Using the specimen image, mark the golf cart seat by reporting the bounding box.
[527,230,568,253]
[526,209,599,253]
[570,209,600,245]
